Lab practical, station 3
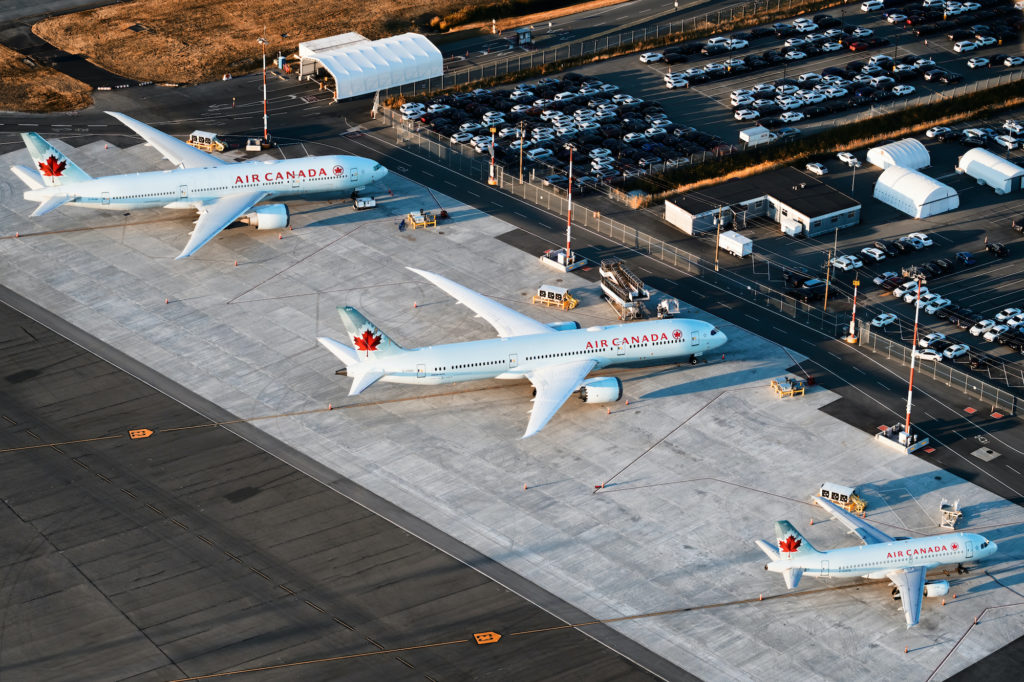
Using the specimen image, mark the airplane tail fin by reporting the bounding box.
[20,133,91,186]
[774,521,820,557]
[335,306,406,359]
[317,336,387,396]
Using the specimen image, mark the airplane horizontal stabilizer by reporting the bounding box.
[755,539,780,561]
[782,567,803,589]
[10,165,43,190]
[30,194,72,217]
[317,337,359,367]
[348,368,385,396]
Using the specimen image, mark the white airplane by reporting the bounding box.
[756,497,998,628]
[10,111,388,259]
[318,267,728,437]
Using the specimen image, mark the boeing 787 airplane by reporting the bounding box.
[757,497,998,627]
[11,112,387,259]
[317,267,728,437]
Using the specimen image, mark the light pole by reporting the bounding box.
[846,276,860,343]
[822,222,841,310]
[257,35,270,145]
[565,147,574,266]
[851,161,857,193]
[714,205,723,272]
[904,279,924,441]
[518,121,525,184]
[488,126,497,185]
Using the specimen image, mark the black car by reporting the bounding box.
[663,52,687,64]
[937,130,964,143]
[986,242,1009,257]
[750,26,776,38]
[1011,215,1024,233]
[932,258,954,273]
[802,105,829,118]
[759,116,783,128]
[935,304,961,321]
[921,262,943,277]
[969,354,993,371]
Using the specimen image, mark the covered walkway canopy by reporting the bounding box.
[298,32,442,100]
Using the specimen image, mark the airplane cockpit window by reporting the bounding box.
[980,541,989,549]
[710,328,720,335]
[373,164,382,171]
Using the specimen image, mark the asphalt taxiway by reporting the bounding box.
[0,294,666,681]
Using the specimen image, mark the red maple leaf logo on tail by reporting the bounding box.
[39,155,66,177]
[354,329,382,354]
[778,535,802,553]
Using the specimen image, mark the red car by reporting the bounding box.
[848,41,870,51]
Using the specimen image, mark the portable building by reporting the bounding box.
[955,147,1024,194]
[873,166,958,218]
[866,138,930,170]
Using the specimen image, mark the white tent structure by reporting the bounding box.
[955,147,1024,195]
[866,138,930,170]
[873,166,958,218]
[298,32,442,100]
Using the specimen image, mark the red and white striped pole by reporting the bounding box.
[566,148,573,264]
[846,277,860,343]
[905,279,923,436]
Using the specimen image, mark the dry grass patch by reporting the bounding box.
[456,0,629,32]
[0,44,92,112]
[33,0,476,84]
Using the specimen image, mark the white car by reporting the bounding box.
[622,132,647,144]
[953,41,977,52]
[781,111,805,122]
[735,109,760,120]
[994,307,1022,322]
[665,74,690,88]
[599,83,619,93]
[984,325,1010,342]
[822,42,843,52]
[852,27,874,37]
[861,246,886,262]
[913,349,944,362]
[916,292,942,309]
[704,62,727,73]
[459,121,482,132]
[969,319,995,336]
[776,97,803,110]
[967,57,990,69]
[994,135,1020,150]
[903,286,930,303]
[871,312,898,327]
[926,126,951,138]
[831,254,863,270]
[919,332,947,348]
[525,147,553,161]
[1006,312,1024,328]
[724,38,749,50]
[887,13,907,23]
[1005,56,1024,67]
[907,232,933,246]
[975,36,997,48]
[752,82,776,94]
[399,102,425,115]
[1004,120,1024,134]
[639,52,663,63]
[507,138,532,150]
[794,22,819,33]
[892,85,916,96]
[824,86,849,99]
[589,147,613,159]
[801,91,826,104]
[732,94,755,107]
[894,280,923,298]
[943,344,970,359]
[784,51,808,61]
[861,0,884,10]
[450,131,474,144]
[925,297,952,314]
[784,37,806,47]
[806,162,828,175]
[837,152,861,166]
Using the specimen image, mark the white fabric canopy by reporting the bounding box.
[300,33,442,100]
[866,138,930,170]
[873,166,958,218]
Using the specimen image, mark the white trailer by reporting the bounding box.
[718,230,753,257]
[739,126,775,147]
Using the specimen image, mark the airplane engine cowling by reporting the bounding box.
[578,377,623,403]
[924,580,950,598]
[547,321,581,331]
[241,203,290,229]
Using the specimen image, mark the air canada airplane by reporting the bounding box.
[10,111,387,259]
[317,267,728,437]
[756,497,998,628]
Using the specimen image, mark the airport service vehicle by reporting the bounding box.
[995,307,1022,322]
[871,313,897,327]
[718,230,753,257]
[12,112,387,260]
[756,497,997,627]
[739,126,775,146]
[318,268,727,437]
[805,162,828,175]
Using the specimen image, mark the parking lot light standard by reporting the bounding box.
[905,278,924,438]
[846,277,860,344]
[518,121,525,184]
[488,126,497,186]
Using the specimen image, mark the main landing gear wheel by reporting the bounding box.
[689,355,699,365]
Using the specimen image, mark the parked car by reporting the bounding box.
[806,162,828,175]
[871,312,898,328]
[837,151,862,167]
[986,242,1009,257]
[913,348,944,362]
[861,246,886,262]
[919,332,947,348]
[970,319,996,336]
[984,325,1010,342]
[925,297,952,314]
[943,344,970,359]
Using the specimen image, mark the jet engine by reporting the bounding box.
[578,377,623,403]
[924,580,950,598]
[241,203,290,229]
[547,321,581,331]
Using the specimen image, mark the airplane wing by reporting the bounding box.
[177,191,268,259]
[106,111,226,169]
[407,267,551,338]
[523,359,596,438]
[813,497,895,545]
[888,567,926,628]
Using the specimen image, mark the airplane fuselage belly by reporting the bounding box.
[364,319,723,386]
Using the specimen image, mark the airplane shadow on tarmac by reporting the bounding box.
[638,365,775,400]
